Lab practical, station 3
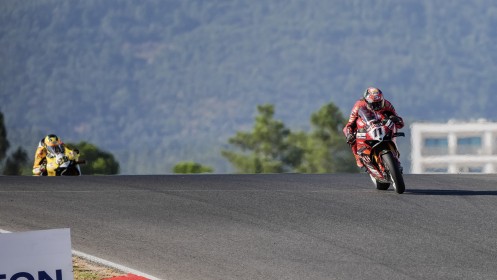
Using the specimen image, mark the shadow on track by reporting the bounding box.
[406,189,497,196]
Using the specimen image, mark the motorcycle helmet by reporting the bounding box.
[363,87,385,111]
[44,134,65,155]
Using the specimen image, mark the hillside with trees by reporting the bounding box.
[1,1,496,174]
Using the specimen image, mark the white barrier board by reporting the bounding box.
[0,228,73,280]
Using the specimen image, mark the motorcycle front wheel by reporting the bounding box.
[381,151,405,194]
[369,174,390,191]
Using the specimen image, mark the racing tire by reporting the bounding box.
[381,151,405,194]
[369,174,390,190]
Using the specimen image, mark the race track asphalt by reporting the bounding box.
[1,173,497,280]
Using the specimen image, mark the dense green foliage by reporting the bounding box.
[222,103,357,173]
[222,104,299,173]
[67,141,119,175]
[0,112,9,161]
[0,112,30,175]
[295,102,357,173]
[173,161,214,174]
[2,147,29,175]
[2,1,496,174]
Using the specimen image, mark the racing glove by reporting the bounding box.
[346,133,355,144]
[389,115,402,124]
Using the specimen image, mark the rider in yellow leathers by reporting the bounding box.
[32,134,79,176]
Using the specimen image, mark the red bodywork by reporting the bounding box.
[355,108,402,181]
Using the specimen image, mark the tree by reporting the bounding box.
[0,112,9,162]
[2,147,29,175]
[173,161,214,174]
[222,104,303,173]
[67,141,120,175]
[222,102,358,174]
[293,102,358,173]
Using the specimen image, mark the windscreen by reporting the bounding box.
[358,107,378,125]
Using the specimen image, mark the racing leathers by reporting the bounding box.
[32,138,77,176]
[343,99,404,168]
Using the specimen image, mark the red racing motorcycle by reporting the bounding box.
[355,107,406,194]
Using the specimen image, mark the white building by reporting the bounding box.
[411,120,497,174]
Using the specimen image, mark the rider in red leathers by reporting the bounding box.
[343,87,404,169]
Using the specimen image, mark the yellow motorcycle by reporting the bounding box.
[44,148,85,176]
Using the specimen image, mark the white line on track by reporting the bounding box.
[72,250,161,280]
[0,229,161,280]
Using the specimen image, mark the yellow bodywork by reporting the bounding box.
[45,148,79,176]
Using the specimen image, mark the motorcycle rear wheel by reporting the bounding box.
[381,152,405,194]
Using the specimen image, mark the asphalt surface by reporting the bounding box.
[1,174,497,280]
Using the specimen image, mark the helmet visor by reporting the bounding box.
[369,100,384,111]
[47,144,65,155]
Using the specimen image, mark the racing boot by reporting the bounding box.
[354,154,367,172]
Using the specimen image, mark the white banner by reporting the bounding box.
[0,228,73,280]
